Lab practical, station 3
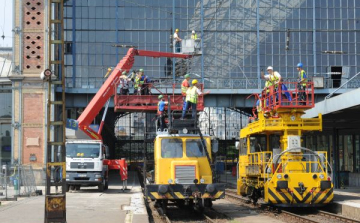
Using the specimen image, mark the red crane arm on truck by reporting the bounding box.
[76,48,192,140]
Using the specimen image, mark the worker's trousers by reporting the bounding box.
[181,101,197,119]
[175,41,181,53]
[158,112,165,131]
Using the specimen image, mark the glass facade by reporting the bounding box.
[0,88,12,165]
[64,0,360,90]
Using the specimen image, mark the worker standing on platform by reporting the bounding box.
[131,70,141,95]
[191,30,197,40]
[297,62,307,102]
[120,71,131,95]
[139,69,151,95]
[174,28,182,53]
[267,66,281,89]
[181,79,209,120]
[181,74,191,102]
[157,95,168,131]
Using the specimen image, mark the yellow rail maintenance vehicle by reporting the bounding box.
[237,81,333,207]
[146,117,225,213]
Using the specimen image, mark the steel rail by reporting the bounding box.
[318,210,360,223]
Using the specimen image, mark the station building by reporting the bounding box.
[5,0,360,186]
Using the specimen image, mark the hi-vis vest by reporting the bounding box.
[299,70,307,87]
[134,76,140,88]
[191,34,197,40]
[186,86,198,103]
[181,79,189,96]
[270,72,280,86]
[265,80,272,93]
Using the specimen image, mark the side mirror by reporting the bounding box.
[104,145,110,159]
[235,141,239,150]
[212,140,218,153]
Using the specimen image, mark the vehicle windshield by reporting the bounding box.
[250,135,267,153]
[66,143,101,158]
[186,139,206,157]
[161,138,183,158]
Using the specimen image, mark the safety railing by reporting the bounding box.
[273,149,329,175]
[246,114,322,133]
[261,81,314,112]
[325,72,360,99]
[114,82,205,112]
[64,73,360,90]
[173,38,202,55]
[0,164,40,201]
[246,151,273,178]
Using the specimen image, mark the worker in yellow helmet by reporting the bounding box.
[181,79,210,119]
[174,28,182,53]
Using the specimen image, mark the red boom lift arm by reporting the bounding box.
[76,48,192,140]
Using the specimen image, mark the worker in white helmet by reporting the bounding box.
[191,30,197,40]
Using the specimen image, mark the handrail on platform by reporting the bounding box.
[325,72,360,99]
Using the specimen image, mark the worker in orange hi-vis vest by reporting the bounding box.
[119,158,128,191]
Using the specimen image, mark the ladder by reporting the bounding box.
[44,0,66,222]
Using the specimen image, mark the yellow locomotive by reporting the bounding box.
[146,119,225,212]
[237,82,333,207]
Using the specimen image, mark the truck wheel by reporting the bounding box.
[65,184,70,192]
[104,180,109,190]
[98,180,105,192]
[75,185,80,190]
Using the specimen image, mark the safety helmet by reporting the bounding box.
[175,29,179,32]
[267,66,273,71]
[139,68,144,72]
[192,30,195,34]
[185,74,190,78]
[158,95,163,99]
[192,79,198,85]
[122,71,126,75]
[297,62,303,68]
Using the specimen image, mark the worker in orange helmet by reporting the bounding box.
[181,73,191,100]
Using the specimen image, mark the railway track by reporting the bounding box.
[225,189,360,223]
[317,210,360,223]
[147,199,227,223]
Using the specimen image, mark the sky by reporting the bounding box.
[0,0,13,48]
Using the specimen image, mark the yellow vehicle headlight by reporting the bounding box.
[319,174,325,179]
[277,174,282,179]
[200,178,205,184]
[175,178,179,184]
[168,179,173,184]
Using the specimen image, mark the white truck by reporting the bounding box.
[65,140,109,192]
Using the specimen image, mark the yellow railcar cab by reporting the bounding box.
[146,133,225,208]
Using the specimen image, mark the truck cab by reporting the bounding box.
[65,140,109,192]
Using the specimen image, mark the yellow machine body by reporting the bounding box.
[237,108,333,207]
[146,134,225,202]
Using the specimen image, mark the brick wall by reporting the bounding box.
[22,92,44,168]
[22,0,45,72]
